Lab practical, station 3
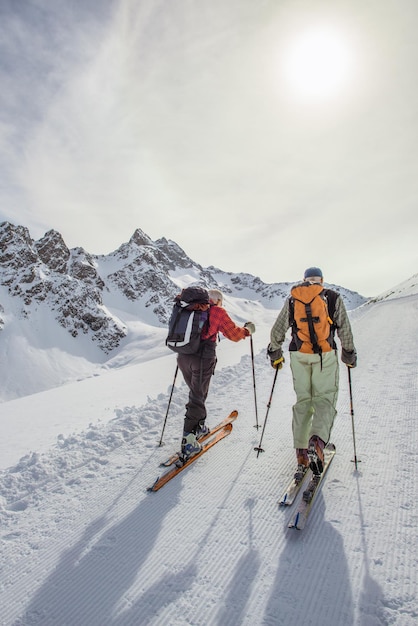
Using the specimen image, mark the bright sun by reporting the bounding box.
[281,24,355,102]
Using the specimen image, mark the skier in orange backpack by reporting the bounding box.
[267,267,357,481]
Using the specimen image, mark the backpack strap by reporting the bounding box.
[167,303,183,339]
[323,289,338,327]
[298,296,322,355]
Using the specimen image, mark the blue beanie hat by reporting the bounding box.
[304,267,323,279]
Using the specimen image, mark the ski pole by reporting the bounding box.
[254,367,279,458]
[158,364,179,446]
[250,335,259,429]
[347,366,360,469]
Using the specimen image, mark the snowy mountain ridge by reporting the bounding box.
[0,221,367,335]
[0,220,372,401]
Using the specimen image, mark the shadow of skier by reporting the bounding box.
[113,443,257,624]
[263,493,354,626]
[214,497,261,625]
[13,478,182,626]
[354,471,388,625]
[111,561,198,626]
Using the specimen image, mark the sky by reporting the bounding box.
[0,0,417,297]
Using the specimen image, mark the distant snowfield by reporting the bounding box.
[0,279,417,625]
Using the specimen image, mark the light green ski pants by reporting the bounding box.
[290,350,339,449]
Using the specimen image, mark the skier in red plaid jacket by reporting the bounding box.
[177,288,255,460]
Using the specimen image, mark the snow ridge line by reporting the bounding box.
[0,404,162,512]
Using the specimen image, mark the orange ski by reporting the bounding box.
[148,413,237,492]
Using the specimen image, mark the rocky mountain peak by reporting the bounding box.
[129,228,153,247]
[0,221,38,273]
[34,229,70,274]
[0,222,125,353]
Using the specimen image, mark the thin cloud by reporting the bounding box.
[0,0,417,295]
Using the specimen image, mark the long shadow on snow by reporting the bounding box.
[14,475,181,625]
[354,471,388,625]
[214,497,261,625]
[113,561,198,626]
[263,493,354,626]
[114,445,258,624]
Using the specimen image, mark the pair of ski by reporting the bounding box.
[147,410,238,492]
[279,443,336,530]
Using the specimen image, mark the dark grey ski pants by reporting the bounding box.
[177,352,216,434]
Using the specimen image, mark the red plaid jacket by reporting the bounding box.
[201,304,250,342]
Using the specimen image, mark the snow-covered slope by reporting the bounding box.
[0,275,417,625]
[367,272,418,302]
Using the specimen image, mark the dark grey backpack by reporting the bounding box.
[166,286,210,354]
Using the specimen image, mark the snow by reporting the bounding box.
[1,278,417,625]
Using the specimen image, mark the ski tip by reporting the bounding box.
[326,442,336,452]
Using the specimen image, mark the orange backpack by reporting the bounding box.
[290,282,336,354]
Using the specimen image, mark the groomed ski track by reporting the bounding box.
[1,294,417,625]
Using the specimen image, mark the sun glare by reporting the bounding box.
[281,24,355,102]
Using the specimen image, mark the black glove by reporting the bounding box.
[267,347,285,370]
[342,348,357,368]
